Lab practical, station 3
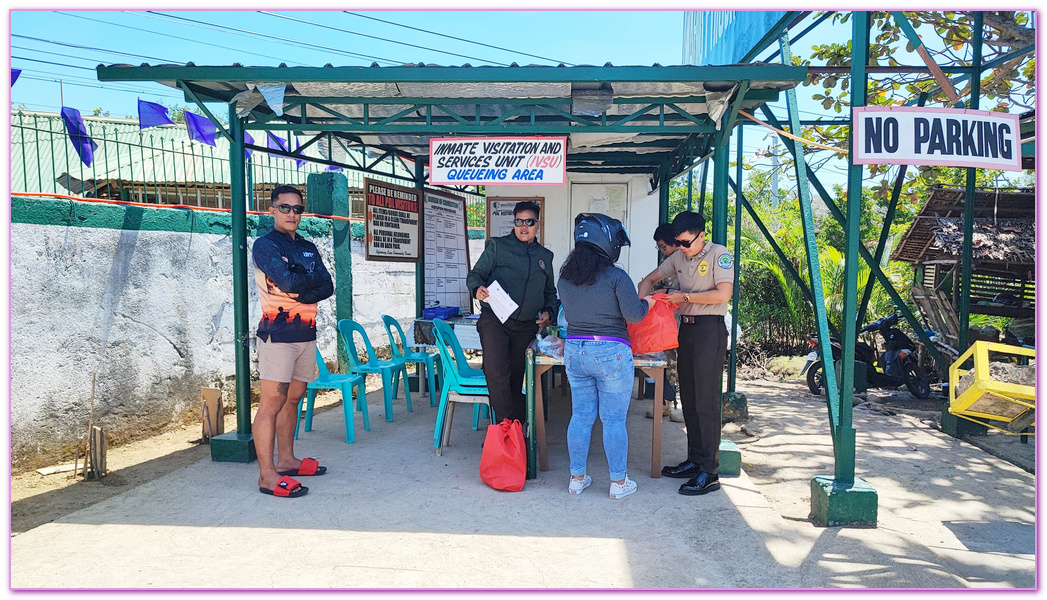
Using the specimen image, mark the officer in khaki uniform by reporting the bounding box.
[638,211,734,496]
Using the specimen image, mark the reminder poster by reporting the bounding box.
[423,191,472,312]
[429,137,567,185]
[364,178,420,262]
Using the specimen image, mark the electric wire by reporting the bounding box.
[52,11,309,66]
[16,72,185,98]
[141,11,405,65]
[343,11,573,66]
[12,34,179,63]
[12,45,127,67]
[11,56,96,71]
[259,11,510,66]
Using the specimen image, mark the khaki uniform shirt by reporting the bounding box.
[656,241,734,316]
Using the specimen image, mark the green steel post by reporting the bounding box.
[698,160,708,216]
[414,160,426,318]
[525,349,537,479]
[712,143,729,244]
[18,113,27,192]
[959,12,983,352]
[659,172,670,224]
[835,12,871,484]
[229,107,252,436]
[728,127,742,393]
[779,30,843,436]
[686,169,693,212]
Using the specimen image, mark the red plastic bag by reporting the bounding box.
[479,418,526,492]
[627,294,680,354]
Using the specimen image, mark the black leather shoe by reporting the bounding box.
[661,460,701,479]
[678,472,720,496]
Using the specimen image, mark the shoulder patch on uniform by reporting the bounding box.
[539,259,546,269]
[717,253,734,269]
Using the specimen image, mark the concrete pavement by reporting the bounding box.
[10,379,1036,589]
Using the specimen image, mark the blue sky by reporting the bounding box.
[9,10,690,116]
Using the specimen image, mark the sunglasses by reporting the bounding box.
[514,218,537,227]
[274,204,305,215]
[674,232,702,248]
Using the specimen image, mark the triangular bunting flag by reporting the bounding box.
[60,107,98,167]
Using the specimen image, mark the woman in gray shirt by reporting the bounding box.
[557,213,654,499]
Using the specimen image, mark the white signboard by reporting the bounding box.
[364,178,420,262]
[423,191,472,313]
[429,137,567,185]
[852,106,1021,171]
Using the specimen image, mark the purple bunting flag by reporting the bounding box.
[60,107,98,167]
[11,68,21,87]
[266,132,288,154]
[325,166,344,171]
[138,99,175,129]
[184,112,217,146]
[294,137,305,170]
[244,131,255,160]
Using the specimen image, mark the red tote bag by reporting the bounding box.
[479,418,526,492]
[627,294,680,354]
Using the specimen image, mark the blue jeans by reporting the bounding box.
[563,340,634,481]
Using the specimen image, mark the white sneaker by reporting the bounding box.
[568,474,592,495]
[609,476,637,499]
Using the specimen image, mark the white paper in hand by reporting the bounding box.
[484,280,519,323]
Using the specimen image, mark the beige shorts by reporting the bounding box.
[257,338,317,383]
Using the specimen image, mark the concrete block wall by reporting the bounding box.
[10,195,482,470]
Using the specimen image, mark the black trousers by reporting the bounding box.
[477,311,538,423]
[677,316,728,474]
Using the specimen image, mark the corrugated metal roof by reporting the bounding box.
[96,62,806,179]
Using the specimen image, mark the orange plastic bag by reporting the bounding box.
[627,294,680,354]
[479,418,526,492]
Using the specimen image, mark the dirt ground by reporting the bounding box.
[11,367,1031,535]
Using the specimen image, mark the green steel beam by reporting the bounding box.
[659,171,670,225]
[98,63,807,84]
[959,12,984,351]
[728,177,838,341]
[835,12,870,485]
[178,81,232,142]
[714,81,750,148]
[698,160,709,217]
[414,161,426,319]
[241,122,718,134]
[778,30,843,438]
[857,91,928,325]
[711,143,729,244]
[686,169,693,211]
[902,43,1033,107]
[739,11,807,63]
[229,106,251,436]
[279,90,781,108]
[728,125,743,393]
[757,104,948,374]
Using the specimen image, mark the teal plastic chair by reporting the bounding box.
[338,318,412,422]
[431,318,493,454]
[295,348,367,443]
[382,314,440,407]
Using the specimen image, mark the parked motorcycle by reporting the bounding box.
[801,314,932,399]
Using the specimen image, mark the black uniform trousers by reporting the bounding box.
[677,315,728,474]
[477,310,539,424]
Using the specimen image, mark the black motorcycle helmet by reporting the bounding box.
[574,212,630,263]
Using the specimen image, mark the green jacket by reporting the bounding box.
[467,233,558,321]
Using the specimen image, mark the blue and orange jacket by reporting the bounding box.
[252,229,333,343]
